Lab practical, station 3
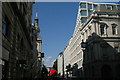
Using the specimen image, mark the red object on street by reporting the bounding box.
[49,70,57,76]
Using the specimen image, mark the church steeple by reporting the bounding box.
[35,8,38,19]
[35,8,38,25]
[34,8,38,28]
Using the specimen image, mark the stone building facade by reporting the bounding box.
[1,2,42,80]
[81,3,120,80]
[57,1,120,80]
[33,9,43,78]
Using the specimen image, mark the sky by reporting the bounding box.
[35,0,120,2]
[32,2,79,67]
[32,1,120,67]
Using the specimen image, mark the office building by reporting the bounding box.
[57,52,64,76]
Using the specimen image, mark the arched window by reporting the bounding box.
[100,23,107,35]
[112,23,117,35]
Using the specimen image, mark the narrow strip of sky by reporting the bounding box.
[32,2,79,67]
[35,0,120,2]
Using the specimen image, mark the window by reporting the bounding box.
[114,47,119,53]
[89,26,92,34]
[93,4,98,9]
[112,24,117,35]
[2,23,7,35]
[117,5,120,10]
[100,24,106,35]
[88,3,92,9]
[81,17,87,23]
[100,25,105,35]
[80,3,86,8]
[112,26,116,35]
[2,17,10,37]
[88,10,92,15]
[80,10,87,16]
[107,5,113,10]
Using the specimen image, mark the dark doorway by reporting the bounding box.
[101,65,113,80]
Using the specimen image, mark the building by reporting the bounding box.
[57,52,64,77]
[57,1,120,80]
[81,3,120,80]
[78,1,98,23]
[1,2,43,80]
[63,38,71,78]
[33,9,43,78]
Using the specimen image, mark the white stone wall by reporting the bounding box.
[63,41,70,73]
[57,53,63,76]
[69,24,83,68]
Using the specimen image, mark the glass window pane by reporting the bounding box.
[117,5,120,10]
[81,17,87,23]
[93,4,98,9]
[112,24,117,35]
[115,47,119,53]
[80,3,86,8]
[88,4,92,9]
[80,10,87,16]
[100,24,105,35]
[107,5,113,10]
[3,23,7,35]
[88,10,92,15]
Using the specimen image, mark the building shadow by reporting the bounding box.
[82,33,120,80]
[72,63,78,80]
